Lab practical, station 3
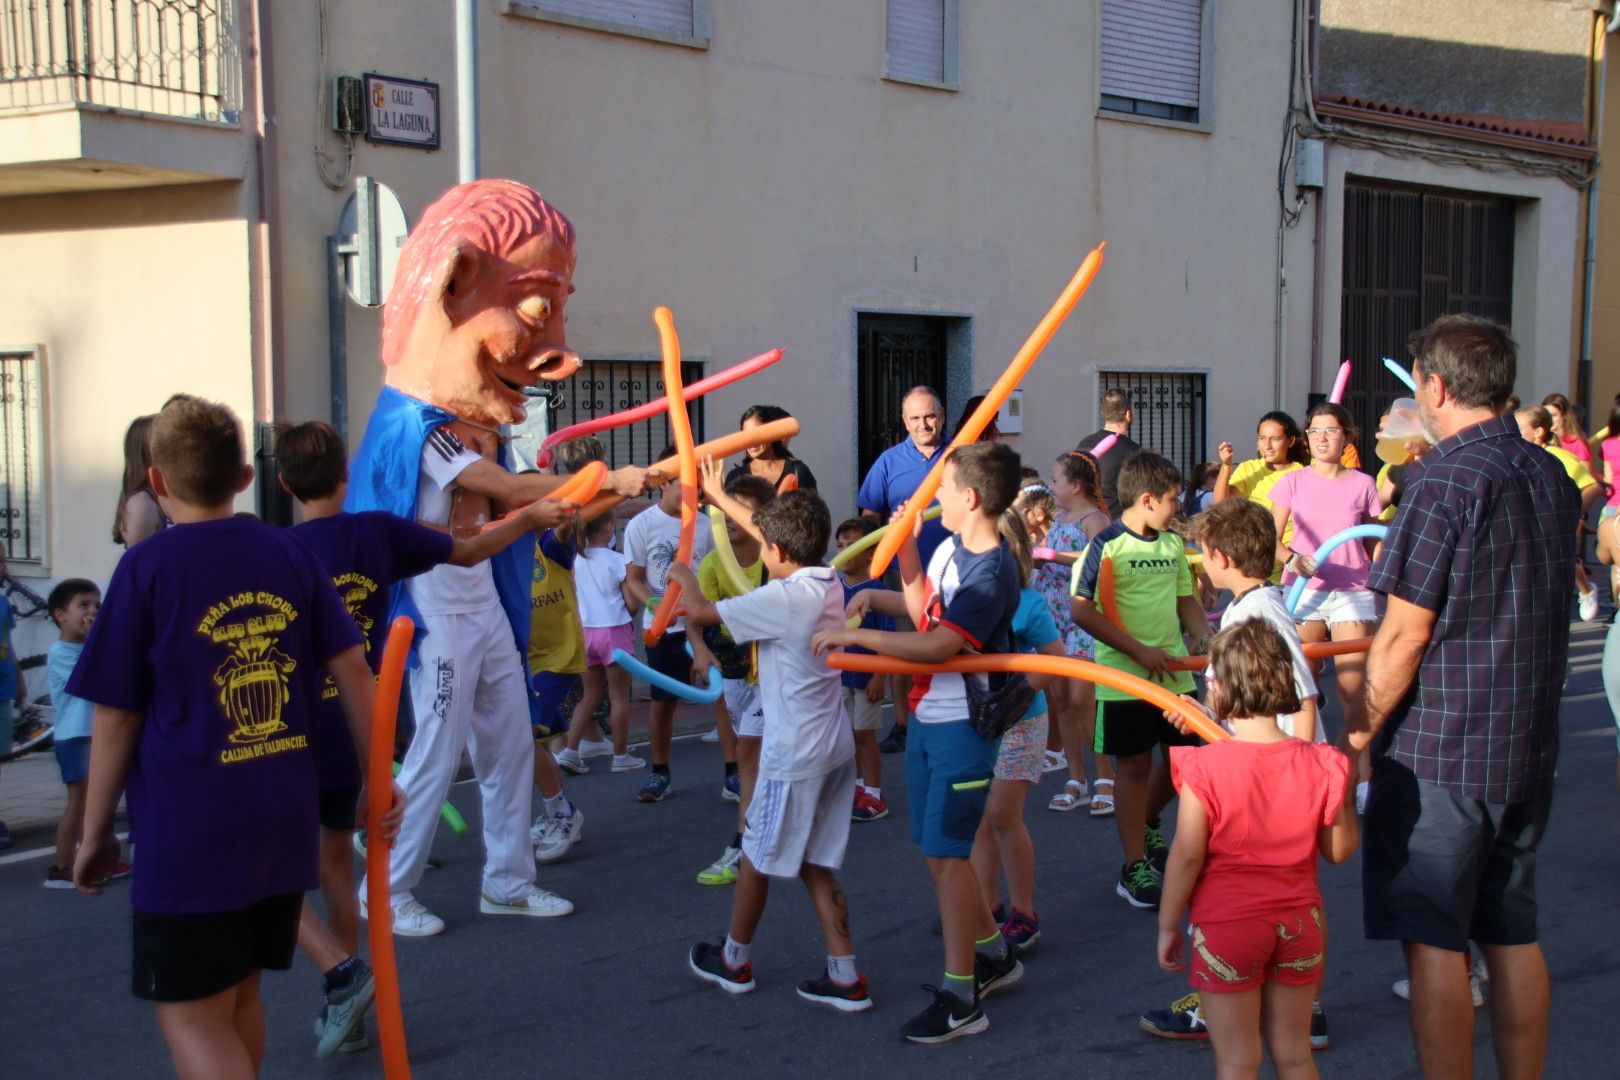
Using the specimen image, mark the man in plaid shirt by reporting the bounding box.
[1343,314,1578,1079]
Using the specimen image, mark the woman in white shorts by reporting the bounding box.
[969,514,1066,955]
[1267,402,1383,741]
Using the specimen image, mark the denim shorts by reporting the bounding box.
[529,670,581,738]
[55,736,91,785]
[906,719,997,857]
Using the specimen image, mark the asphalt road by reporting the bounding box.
[3,621,1617,1079]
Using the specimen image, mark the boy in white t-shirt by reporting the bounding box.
[670,490,871,1013]
[623,447,715,802]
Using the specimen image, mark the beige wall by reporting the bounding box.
[1591,27,1620,414]
[0,183,255,633]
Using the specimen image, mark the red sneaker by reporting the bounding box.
[102,861,134,883]
[851,788,889,822]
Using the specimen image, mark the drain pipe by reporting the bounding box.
[457,0,480,181]
[247,0,289,521]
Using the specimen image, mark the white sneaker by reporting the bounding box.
[360,893,446,937]
[611,753,646,772]
[481,885,574,918]
[1392,975,1484,1008]
[555,747,589,775]
[1356,780,1369,815]
[579,737,615,759]
[1580,585,1600,622]
[532,805,583,863]
[699,726,721,743]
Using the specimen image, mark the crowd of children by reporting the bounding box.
[27,374,1604,1077]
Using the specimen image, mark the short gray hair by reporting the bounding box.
[1407,314,1517,411]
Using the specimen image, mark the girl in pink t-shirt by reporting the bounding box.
[1158,620,1357,1080]
[1269,403,1382,743]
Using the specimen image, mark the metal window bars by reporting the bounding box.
[0,350,46,567]
[0,0,241,122]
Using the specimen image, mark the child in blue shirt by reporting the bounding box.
[44,578,129,889]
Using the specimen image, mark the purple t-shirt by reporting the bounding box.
[1270,467,1382,592]
[68,518,363,914]
[291,511,453,790]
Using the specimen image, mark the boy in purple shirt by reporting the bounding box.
[276,420,573,1056]
[70,397,405,1079]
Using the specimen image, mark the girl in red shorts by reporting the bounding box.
[1156,620,1359,1079]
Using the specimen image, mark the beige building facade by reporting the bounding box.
[0,1,1603,650]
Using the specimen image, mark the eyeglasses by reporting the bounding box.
[1305,427,1345,437]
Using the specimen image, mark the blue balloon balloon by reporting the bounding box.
[611,647,724,703]
[1284,523,1390,616]
[1382,356,1417,392]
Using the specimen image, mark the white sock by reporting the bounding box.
[543,792,569,818]
[827,954,858,986]
[857,777,867,790]
[865,786,881,800]
[723,935,751,969]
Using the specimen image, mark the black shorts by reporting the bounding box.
[319,785,360,831]
[1094,698,1201,758]
[132,892,302,1002]
[645,630,690,703]
[1362,757,1551,951]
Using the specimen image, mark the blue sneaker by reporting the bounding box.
[722,772,741,803]
[638,771,672,803]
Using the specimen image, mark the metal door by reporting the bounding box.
[857,315,948,482]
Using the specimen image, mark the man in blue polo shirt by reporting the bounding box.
[858,386,949,752]
[1342,314,1576,1080]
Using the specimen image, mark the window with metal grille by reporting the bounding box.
[1099,0,1206,125]
[0,349,46,567]
[1097,370,1208,482]
[508,357,707,472]
[505,0,709,48]
[885,0,959,90]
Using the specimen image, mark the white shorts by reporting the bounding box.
[724,679,764,738]
[743,757,858,878]
[842,685,885,732]
[1292,587,1377,627]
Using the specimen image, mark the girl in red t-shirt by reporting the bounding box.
[1157,621,1358,1079]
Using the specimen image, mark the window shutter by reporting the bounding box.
[526,0,694,36]
[887,0,946,84]
[1100,0,1202,108]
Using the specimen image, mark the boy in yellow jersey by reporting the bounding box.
[1517,406,1603,619]
[525,477,589,863]
[1071,453,1209,910]
[690,468,777,884]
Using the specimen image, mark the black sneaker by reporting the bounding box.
[688,941,755,994]
[1116,859,1162,909]
[1310,1004,1330,1050]
[974,948,1024,999]
[1140,991,1208,1040]
[1144,820,1169,870]
[878,725,907,754]
[900,985,987,1043]
[797,971,874,1013]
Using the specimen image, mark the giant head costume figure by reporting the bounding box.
[380,178,582,426]
[346,179,582,675]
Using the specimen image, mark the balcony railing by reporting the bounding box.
[0,0,240,122]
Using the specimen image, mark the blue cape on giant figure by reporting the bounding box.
[345,385,544,726]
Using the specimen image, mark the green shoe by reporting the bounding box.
[1144,820,1169,868]
[315,960,375,1059]
[696,845,742,886]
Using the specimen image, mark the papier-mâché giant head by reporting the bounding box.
[380,179,582,426]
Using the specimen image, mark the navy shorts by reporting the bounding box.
[645,631,691,704]
[1362,757,1551,951]
[530,671,581,738]
[906,719,997,857]
[132,892,302,1002]
[55,736,91,785]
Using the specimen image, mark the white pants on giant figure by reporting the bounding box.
[374,603,536,905]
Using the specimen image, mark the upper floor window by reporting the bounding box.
[1099,0,1209,126]
[506,0,710,49]
[884,0,960,91]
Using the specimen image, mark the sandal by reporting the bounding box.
[1089,778,1115,817]
[1042,749,1069,774]
[1047,779,1090,812]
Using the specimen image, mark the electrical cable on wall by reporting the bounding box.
[314,0,355,191]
